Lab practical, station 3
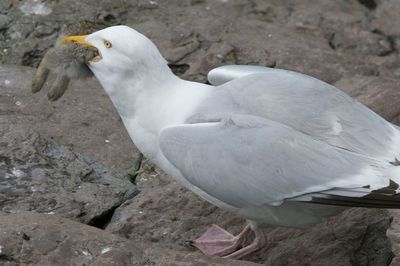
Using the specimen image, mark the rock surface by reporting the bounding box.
[0,120,137,225]
[0,64,139,171]
[0,211,258,266]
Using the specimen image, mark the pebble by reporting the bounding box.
[0,14,11,30]
[34,24,55,37]
[81,250,90,256]
[101,247,111,254]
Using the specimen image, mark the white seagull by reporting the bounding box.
[59,25,400,259]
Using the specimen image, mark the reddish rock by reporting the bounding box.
[0,211,258,266]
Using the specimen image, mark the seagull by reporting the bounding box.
[59,25,400,259]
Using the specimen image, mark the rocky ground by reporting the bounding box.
[1,0,400,265]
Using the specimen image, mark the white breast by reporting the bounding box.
[122,79,213,160]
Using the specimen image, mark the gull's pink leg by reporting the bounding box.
[191,224,252,256]
[224,229,266,260]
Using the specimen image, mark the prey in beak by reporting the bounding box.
[31,35,99,101]
[60,35,102,62]
[31,21,104,101]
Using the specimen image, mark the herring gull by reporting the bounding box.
[57,25,400,259]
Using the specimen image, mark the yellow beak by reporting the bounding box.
[59,35,94,47]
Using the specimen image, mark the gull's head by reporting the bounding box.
[59,25,168,83]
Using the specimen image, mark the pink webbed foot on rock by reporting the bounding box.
[191,224,253,257]
[223,229,266,259]
[192,224,267,259]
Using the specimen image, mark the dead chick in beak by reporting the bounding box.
[32,21,104,101]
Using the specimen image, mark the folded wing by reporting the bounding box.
[159,115,399,209]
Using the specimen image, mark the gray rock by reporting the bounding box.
[329,29,392,56]
[0,211,258,266]
[335,75,400,122]
[286,0,369,30]
[0,120,137,225]
[7,16,35,40]
[0,14,11,30]
[377,54,400,78]
[372,0,400,36]
[0,64,140,171]
[33,24,56,38]
[388,210,400,266]
[0,0,11,11]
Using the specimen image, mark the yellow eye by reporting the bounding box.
[104,40,112,48]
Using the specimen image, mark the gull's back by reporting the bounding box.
[195,69,398,160]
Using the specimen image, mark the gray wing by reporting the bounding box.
[159,114,394,209]
[200,70,399,161]
[208,65,275,86]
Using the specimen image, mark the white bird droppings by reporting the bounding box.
[11,168,25,178]
[101,247,111,254]
[105,139,110,143]
[4,173,12,179]
[15,101,22,106]
[19,0,52,16]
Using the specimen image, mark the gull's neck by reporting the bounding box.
[92,62,213,159]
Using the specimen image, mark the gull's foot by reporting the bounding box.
[223,229,266,260]
[191,224,251,257]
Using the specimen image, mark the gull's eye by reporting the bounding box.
[104,40,112,48]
